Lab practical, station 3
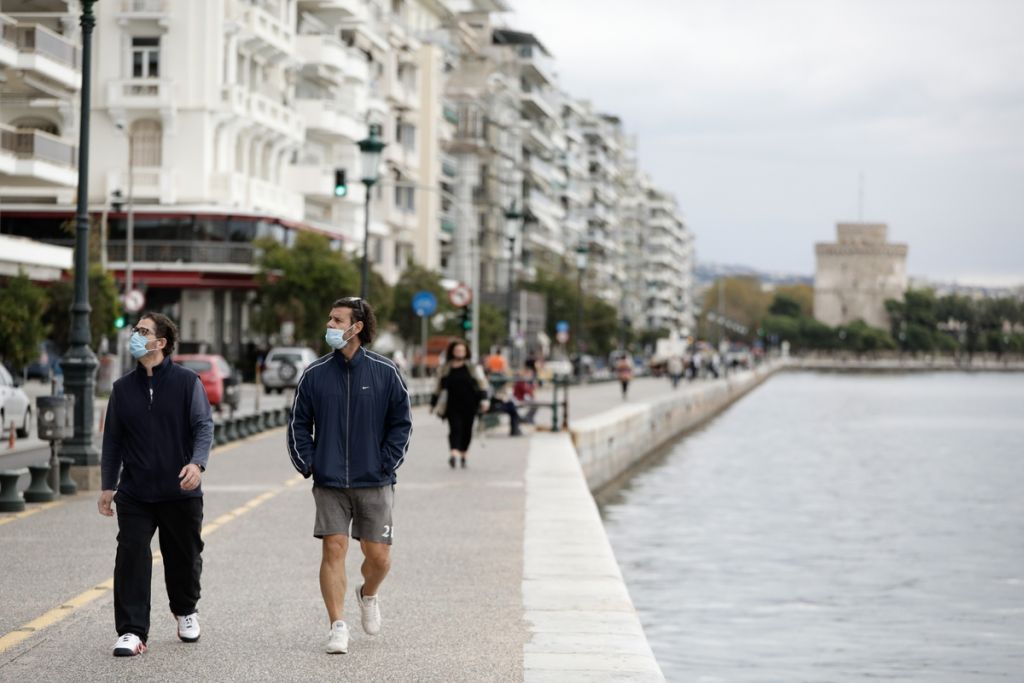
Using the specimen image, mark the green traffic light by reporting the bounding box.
[334,185,347,197]
[114,316,126,329]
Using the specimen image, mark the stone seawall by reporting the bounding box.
[571,362,779,493]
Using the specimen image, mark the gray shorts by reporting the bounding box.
[312,485,394,545]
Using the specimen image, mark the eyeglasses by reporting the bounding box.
[131,326,156,337]
[337,297,364,319]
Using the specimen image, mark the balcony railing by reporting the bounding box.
[0,124,77,166]
[120,0,168,13]
[12,24,79,68]
[106,240,255,265]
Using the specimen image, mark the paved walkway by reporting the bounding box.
[0,374,705,680]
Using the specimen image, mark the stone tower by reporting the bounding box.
[814,223,908,329]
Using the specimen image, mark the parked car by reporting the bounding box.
[25,340,62,381]
[174,354,241,411]
[0,364,31,438]
[261,346,318,394]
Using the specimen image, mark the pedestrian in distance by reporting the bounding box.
[616,354,634,399]
[98,312,213,657]
[287,297,412,655]
[430,339,490,468]
[667,355,684,389]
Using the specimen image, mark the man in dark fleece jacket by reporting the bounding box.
[98,312,213,658]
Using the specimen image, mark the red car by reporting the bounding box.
[174,354,241,411]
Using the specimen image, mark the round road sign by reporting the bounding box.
[412,290,438,317]
[122,289,145,313]
[447,283,472,308]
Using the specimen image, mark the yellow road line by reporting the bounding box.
[0,500,65,527]
[0,472,303,654]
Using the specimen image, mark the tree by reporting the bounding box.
[701,277,771,341]
[0,273,49,369]
[768,293,802,319]
[774,283,814,317]
[44,265,121,353]
[254,233,358,349]
[392,264,447,342]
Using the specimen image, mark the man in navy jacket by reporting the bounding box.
[98,312,213,657]
[287,297,412,654]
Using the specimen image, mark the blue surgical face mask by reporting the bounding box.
[325,323,358,350]
[129,332,151,359]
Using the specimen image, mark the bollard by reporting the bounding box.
[23,464,56,503]
[214,421,226,447]
[224,417,238,442]
[276,407,286,427]
[59,457,77,495]
[0,468,28,512]
[251,414,263,433]
[234,416,249,439]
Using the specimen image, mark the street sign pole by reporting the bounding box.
[420,315,427,378]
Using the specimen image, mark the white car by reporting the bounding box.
[261,346,318,394]
[0,365,31,438]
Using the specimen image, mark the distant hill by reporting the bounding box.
[696,262,813,290]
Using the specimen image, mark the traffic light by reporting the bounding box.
[459,306,472,332]
[110,189,124,213]
[114,315,126,329]
[333,168,348,197]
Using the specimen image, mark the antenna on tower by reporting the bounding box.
[858,171,865,223]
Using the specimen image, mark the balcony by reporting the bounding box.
[106,78,174,112]
[0,15,17,69]
[295,97,363,142]
[222,84,304,142]
[0,123,77,187]
[116,0,170,26]
[105,167,175,204]
[296,34,367,83]
[516,44,555,87]
[238,2,293,60]
[106,240,255,266]
[297,0,368,21]
[522,90,556,122]
[211,171,304,221]
[9,23,80,91]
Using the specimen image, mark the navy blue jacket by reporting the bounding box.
[101,354,214,502]
[287,348,412,488]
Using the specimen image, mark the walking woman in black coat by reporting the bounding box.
[429,339,490,469]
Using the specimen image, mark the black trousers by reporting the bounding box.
[447,410,476,451]
[113,492,204,642]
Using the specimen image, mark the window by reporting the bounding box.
[131,37,160,78]
[130,120,162,166]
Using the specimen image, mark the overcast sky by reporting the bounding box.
[508,0,1024,286]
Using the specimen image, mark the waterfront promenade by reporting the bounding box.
[0,376,693,681]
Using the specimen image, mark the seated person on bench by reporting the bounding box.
[488,376,523,437]
[513,368,539,425]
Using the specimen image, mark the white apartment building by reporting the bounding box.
[0,2,81,207]
[643,186,694,334]
[580,106,626,306]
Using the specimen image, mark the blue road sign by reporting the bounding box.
[555,320,570,333]
[412,290,438,317]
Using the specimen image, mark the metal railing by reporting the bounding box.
[12,24,79,69]
[106,240,256,265]
[0,124,77,166]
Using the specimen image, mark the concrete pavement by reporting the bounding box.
[0,373,708,680]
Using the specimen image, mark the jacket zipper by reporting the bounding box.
[345,363,351,487]
[147,376,153,411]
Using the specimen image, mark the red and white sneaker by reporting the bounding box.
[112,633,147,657]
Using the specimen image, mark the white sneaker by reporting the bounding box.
[112,633,147,657]
[176,613,200,642]
[325,620,349,654]
[355,585,381,635]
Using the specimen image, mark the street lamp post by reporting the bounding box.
[574,243,588,379]
[62,0,100,471]
[357,124,386,301]
[503,201,523,368]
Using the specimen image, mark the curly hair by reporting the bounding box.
[445,338,470,361]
